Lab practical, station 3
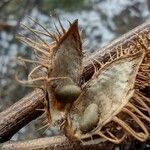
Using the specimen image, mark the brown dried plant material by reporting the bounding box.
[17,18,150,144]
[64,30,150,143]
[17,19,83,128]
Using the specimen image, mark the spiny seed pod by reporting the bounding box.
[64,30,150,144]
[17,17,150,144]
[47,20,83,112]
[17,18,83,127]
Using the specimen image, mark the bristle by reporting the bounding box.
[53,21,61,37]
[27,16,57,41]
[36,108,45,112]
[21,23,50,47]
[37,123,50,131]
[17,35,50,55]
[18,57,49,68]
[116,47,120,58]
[58,17,66,34]
[16,75,47,85]
[30,29,50,37]
[67,20,72,26]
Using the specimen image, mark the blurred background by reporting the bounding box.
[0,0,150,148]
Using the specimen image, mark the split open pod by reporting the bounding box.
[64,50,150,144]
[18,18,150,144]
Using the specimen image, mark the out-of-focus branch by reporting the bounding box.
[0,20,149,147]
[0,22,15,30]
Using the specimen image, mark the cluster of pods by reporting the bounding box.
[17,18,150,144]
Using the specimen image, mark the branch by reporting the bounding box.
[82,20,150,81]
[0,89,45,143]
[0,135,115,150]
[0,20,149,147]
[0,22,15,30]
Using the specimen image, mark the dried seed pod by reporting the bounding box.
[17,18,150,143]
[17,18,83,126]
[48,20,83,111]
[64,50,150,144]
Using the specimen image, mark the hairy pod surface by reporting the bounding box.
[48,20,83,108]
[18,19,83,126]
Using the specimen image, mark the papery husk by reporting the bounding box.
[64,30,150,144]
[17,18,150,143]
[17,19,83,127]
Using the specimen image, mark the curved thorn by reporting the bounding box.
[131,102,148,112]
[123,107,149,137]
[134,33,147,50]
[137,92,150,104]
[28,65,44,79]
[126,102,150,122]
[96,131,126,144]
[108,52,113,62]
[106,130,118,140]
[113,110,149,141]
[134,93,150,115]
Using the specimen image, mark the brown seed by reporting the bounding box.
[55,85,81,103]
[79,103,99,133]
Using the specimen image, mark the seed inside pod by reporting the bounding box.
[55,85,81,103]
[79,103,99,133]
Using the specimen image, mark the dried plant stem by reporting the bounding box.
[82,20,150,82]
[0,135,113,150]
[0,89,45,143]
